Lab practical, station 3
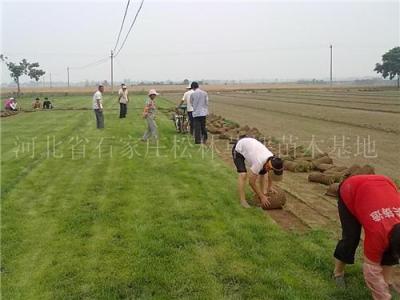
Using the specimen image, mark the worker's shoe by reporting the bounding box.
[333,274,346,288]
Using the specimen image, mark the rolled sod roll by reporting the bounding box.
[284,161,298,172]
[308,172,344,185]
[308,172,334,185]
[207,125,219,134]
[310,152,329,160]
[351,165,375,176]
[344,164,361,176]
[311,156,334,169]
[326,183,340,197]
[315,163,334,172]
[263,186,287,210]
[293,160,313,172]
[324,166,348,174]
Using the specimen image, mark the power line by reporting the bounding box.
[70,57,109,70]
[114,0,145,58]
[113,0,131,53]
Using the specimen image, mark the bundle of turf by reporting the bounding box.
[308,171,345,185]
[256,186,286,210]
[297,155,314,162]
[324,165,375,197]
[284,161,298,172]
[284,160,312,172]
[325,166,348,174]
[311,156,334,169]
[343,164,361,176]
[207,125,222,134]
[315,163,334,172]
[351,164,375,176]
[293,160,313,172]
[326,183,340,197]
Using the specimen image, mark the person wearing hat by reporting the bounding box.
[232,137,284,208]
[93,84,105,129]
[32,97,42,110]
[118,83,129,118]
[333,175,400,298]
[179,85,194,134]
[142,89,159,141]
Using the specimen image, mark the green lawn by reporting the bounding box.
[1,94,370,299]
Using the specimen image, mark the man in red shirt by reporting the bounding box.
[333,175,400,299]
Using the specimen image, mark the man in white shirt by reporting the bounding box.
[232,137,283,208]
[190,81,208,144]
[118,83,129,118]
[93,84,104,129]
[179,85,194,134]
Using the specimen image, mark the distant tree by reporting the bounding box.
[0,54,45,94]
[374,47,400,88]
[183,79,189,85]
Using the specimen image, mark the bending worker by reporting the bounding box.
[232,137,283,208]
[333,174,400,299]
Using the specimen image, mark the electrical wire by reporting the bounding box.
[70,57,109,70]
[113,0,131,53]
[114,0,145,58]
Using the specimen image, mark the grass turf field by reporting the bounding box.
[1,94,370,299]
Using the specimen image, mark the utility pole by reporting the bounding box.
[111,50,114,93]
[330,44,333,86]
[67,67,70,89]
[50,72,52,88]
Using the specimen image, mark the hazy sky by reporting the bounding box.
[1,0,399,84]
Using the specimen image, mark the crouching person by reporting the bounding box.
[232,137,283,208]
[333,175,400,299]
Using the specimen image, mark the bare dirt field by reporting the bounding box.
[2,82,392,95]
[166,88,400,179]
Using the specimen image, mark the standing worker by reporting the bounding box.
[232,137,283,208]
[190,82,208,144]
[118,83,129,118]
[93,84,105,129]
[333,175,400,299]
[179,85,194,135]
[142,89,159,141]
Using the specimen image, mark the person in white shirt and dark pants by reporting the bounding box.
[190,81,208,144]
[118,83,129,118]
[93,84,104,129]
[232,137,284,208]
[180,85,194,135]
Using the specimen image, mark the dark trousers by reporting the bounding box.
[94,109,104,129]
[193,116,207,144]
[187,111,194,135]
[334,196,361,264]
[119,103,127,118]
[334,192,399,266]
